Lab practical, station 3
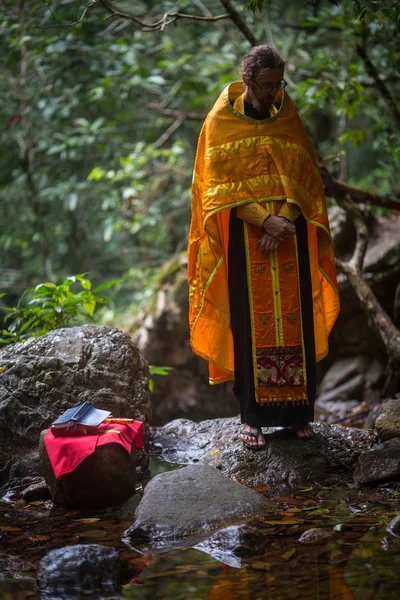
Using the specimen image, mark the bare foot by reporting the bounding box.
[239,424,266,449]
[290,423,313,439]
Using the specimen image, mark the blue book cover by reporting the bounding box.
[52,402,111,428]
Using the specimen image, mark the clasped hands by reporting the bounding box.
[259,215,296,255]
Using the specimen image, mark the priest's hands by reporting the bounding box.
[259,216,295,255]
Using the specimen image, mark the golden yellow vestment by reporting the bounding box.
[188,82,340,404]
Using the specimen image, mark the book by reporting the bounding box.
[52,402,111,429]
[50,423,121,437]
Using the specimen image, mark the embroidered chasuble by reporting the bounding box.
[188,82,340,405]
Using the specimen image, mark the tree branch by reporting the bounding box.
[356,28,400,129]
[336,258,400,363]
[153,117,185,150]
[41,0,98,28]
[98,0,230,32]
[218,0,259,46]
[148,103,207,121]
[320,166,400,212]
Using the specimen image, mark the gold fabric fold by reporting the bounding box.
[188,82,340,384]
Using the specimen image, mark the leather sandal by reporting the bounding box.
[239,428,266,450]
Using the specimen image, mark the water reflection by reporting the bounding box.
[122,521,400,600]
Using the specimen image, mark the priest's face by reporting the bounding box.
[245,67,285,113]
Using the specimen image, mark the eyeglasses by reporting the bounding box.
[252,79,287,92]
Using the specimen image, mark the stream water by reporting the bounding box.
[0,458,399,600]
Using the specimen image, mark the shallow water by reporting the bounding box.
[1,458,399,600]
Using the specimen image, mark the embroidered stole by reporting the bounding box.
[233,93,308,406]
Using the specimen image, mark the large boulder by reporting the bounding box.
[124,463,275,547]
[354,438,400,485]
[38,545,120,600]
[375,397,400,442]
[39,430,137,509]
[152,417,376,489]
[0,326,151,491]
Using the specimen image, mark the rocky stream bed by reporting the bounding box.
[1,326,400,599]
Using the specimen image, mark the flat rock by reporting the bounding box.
[38,544,120,600]
[125,464,275,545]
[20,478,50,502]
[0,325,151,491]
[193,524,267,568]
[375,397,400,442]
[354,438,400,485]
[152,417,376,489]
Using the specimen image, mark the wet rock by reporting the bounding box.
[39,430,136,510]
[119,492,142,520]
[0,326,151,491]
[315,399,360,424]
[354,438,400,485]
[375,397,400,442]
[299,528,329,544]
[38,544,120,600]
[386,515,400,538]
[317,356,384,407]
[152,418,375,489]
[319,356,371,395]
[194,525,267,568]
[124,464,275,545]
[152,417,239,464]
[318,374,365,404]
[20,478,50,502]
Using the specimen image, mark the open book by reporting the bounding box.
[52,402,111,429]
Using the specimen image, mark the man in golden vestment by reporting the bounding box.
[188,45,339,449]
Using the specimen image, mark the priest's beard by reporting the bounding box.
[247,87,274,116]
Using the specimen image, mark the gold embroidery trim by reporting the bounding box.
[243,222,259,400]
[267,202,284,348]
[293,232,308,397]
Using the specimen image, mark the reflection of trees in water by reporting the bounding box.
[207,529,386,600]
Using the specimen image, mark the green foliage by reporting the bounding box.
[148,365,173,392]
[244,0,400,22]
[0,0,399,329]
[0,275,120,345]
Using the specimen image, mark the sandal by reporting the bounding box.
[239,428,266,450]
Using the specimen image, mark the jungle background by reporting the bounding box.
[1,0,400,425]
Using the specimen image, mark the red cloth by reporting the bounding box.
[44,421,143,479]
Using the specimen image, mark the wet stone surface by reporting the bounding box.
[0,325,151,491]
[38,544,120,600]
[354,437,400,485]
[152,418,376,489]
[375,397,400,442]
[124,463,275,546]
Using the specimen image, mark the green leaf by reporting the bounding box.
[83,298,96,317]
[81,279,91,291]
[88,167,106,181]
[93,279,121,293]
[149,366,173,376]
